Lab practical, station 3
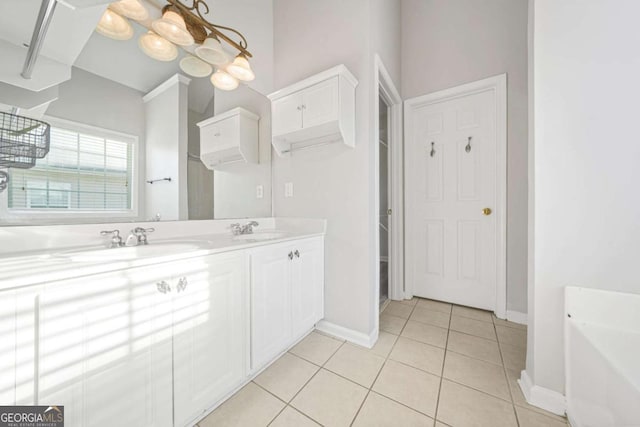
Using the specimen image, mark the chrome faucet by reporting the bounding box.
[126,227,155,246]
[230,221,259,235]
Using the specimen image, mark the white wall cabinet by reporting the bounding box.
[269,65,357,156]
[250,237,324,372]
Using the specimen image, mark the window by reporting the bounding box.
[7,122,136,213]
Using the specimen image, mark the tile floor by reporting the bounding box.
[197,298,569,427]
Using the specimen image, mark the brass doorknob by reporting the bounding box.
[482,208,492,216]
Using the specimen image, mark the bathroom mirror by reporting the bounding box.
[0,0,273,226]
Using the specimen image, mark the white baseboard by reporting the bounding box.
[315,320,378,348]
[518,370,566,416]
[506,310,528,325]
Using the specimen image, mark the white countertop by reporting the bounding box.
[0,219,325,291]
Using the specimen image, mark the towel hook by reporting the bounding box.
[465,136,472,153]
[430,142,436,158]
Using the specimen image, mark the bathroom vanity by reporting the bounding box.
[0,219,325,427]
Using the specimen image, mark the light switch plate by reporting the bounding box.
[284,182,294,198]
[256,185,264,199]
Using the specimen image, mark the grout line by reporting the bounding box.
[432,303,453,424]
[491,314,521,427]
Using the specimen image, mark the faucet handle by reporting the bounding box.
[133,227,155,234]
[230,223,242,235]
[247,221,259,227]
[100,230,123,248]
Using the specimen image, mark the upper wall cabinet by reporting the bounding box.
[268,65,358,156]
[198,107,259,169]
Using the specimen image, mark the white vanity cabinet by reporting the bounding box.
[250,237,324,372]
[37,252,246,427]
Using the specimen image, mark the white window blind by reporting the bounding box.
[8,125,135,211]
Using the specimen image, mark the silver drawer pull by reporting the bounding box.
[288,251,294,260]
[157,281,171,294]
[177,277,188,292]
[294,250,300,258]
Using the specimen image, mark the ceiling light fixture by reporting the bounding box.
[138,31,178,61]
[210,69,239,91]
[96,9,134,41]
[108,0,148,21]
[94,0,255,90]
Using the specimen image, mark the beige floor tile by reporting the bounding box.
[380,313,407,334]
[383,301,414,319]
[372,360,440,417]
[500,342,526,371]
[437,380,518,427]
[291,369,367,427]
[269,406,320,427]
[369,331,398,358]
[442,351,511,400]
[325,343,386,388]
[289,331,343,366]
[401,320,448,348]
[254,353,319,402]
[492,315,527,331]
[447,331,502,365]
[515,405,567,427]
[389,337,444,375]
[199,382,284,427]
[435,422,450,427]
[450,316,497,341]
[409,306,451,328]
[505,369,567,423]
[398,297,419,307]
[416,298,452,314]
[496,325,527,349]
[352,391,433,427]
[452,305,494,323]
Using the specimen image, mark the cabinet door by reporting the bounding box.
[250,244,293,371]
[302,77,339,129]
[200,115,240,151]
[38,267,173,427]
[291,238,325,339]
[272,92,304,136]
[173,253,246,426]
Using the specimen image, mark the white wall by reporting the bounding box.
[527,0,640,397]
[400,0,529,314]
[144,76,190,221]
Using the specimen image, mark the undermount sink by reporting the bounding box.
[232,231,287,242]
[57,241,205,263]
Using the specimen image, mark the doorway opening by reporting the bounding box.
[379,96,390,312]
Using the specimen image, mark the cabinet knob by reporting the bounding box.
[177,277,188,292]
[294,250,300,258]
[288,251,294,260]
[156,281,171,294]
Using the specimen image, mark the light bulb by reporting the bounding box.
[226,54,255,82]
[151,8,194,46]
[109,0,148,21]
[96,9,133,41]
[180,55,213,78]
[210,69,239,91]
[195,35,229,66]
[138,31,178,62]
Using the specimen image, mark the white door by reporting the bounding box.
[291,238,324,339]
[250,243,293,371]
[405,80,505,311]
[302,77,339,128]
[272,92,303,136]
[173,254,246,426]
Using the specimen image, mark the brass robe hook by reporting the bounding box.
[430,142,436,157]
[465,136,472,153]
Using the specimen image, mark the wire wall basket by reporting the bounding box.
[0,111,51,169]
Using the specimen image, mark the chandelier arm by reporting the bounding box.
[166,0,252,58]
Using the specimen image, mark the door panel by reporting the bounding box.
[406,88,498,310]
[302,77,339,129]
[291,238,324,340]
[250,244,292,371]
[173,253,246,426]
[272,92,303,136]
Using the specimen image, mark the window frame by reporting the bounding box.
[0,116,140,224]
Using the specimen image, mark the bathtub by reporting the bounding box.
[565,286,640,427]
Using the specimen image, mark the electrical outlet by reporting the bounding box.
[256,185,264,199]
[284,182,294,198]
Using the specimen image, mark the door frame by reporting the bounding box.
[403,74,508,319]
[373,54,404,327]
